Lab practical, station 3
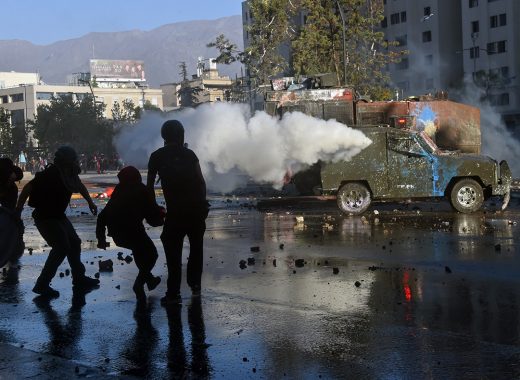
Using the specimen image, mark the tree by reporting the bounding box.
[292,0,404,99]
[111,99,139,124]
[209,0,404,100]
[0,108,13,155]
[208,0,296,89]
[177,61,203,108]
[28,94,114,155]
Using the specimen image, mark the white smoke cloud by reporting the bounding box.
[454,80,520,177]
[114,102,372,192]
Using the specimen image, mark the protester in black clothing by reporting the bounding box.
[16,146,99,298]
[0,158,24,267]
[147,120,209,305]
[96,166,163,301]
[0,158,23,210]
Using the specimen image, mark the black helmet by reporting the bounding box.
[54,146,78,166]
[161,120,184,143]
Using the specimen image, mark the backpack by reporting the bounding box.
[27,165,51,208]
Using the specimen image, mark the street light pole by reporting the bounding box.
[336,0,347,86]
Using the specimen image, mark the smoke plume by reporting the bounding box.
[115,102,372,192]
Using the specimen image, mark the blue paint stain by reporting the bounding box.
[412,105,438,132]
[431,156,459,196]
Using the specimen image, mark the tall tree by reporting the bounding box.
[209,0,296,89]
[177,61,203,108]
[0,108,13,155]
[292,0,405,99]
[28,94,113,154]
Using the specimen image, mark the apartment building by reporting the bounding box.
[461,0,520,128]
[382,0,463,98]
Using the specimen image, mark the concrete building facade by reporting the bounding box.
[0,73,163,147]
[460,0,520,128]
[382,0,463,98]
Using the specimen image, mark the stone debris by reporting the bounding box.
[494,244,502,252]
[117,252,124,261]
[250,246,260,253]
[333,267,339,274]
[124,255,133,264]
[354,281,361,287]
[28,248,33,255]
[279,243,284,250]
[247,257,256,266]
[98,259,114,272]
[65,269,70,276]
[59,272,65,278]
[445,266,452,274]
[295,259,305,268]
[239,260,247,269]
[272,259,277,267]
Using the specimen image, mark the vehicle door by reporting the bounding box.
[387,133,433,197]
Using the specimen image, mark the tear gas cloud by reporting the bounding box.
[114,102,372,192]
[454,80,520,177]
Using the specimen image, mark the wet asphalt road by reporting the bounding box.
[1,187,520,379]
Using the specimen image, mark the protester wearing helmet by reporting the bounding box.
[16,146,99,298]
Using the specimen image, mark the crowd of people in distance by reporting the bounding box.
[6,152,125,175]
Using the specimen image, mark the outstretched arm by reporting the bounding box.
[78,182,97,215]
[15,180,33,214]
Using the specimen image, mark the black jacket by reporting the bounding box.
[96,183,163,248]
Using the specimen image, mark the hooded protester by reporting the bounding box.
[16,146,99,298]
[96,166,164,302]
[0,158,24,267]
[147,120,209,305]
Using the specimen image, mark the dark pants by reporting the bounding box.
[161,214,206,296]
[116,231,158,285]
[35,216,85,286]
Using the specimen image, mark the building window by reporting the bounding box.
[491,13,507,28]
[381,17,387,28]
[396,58,409,70]
[488,40,507,54]
[424,6,431,16]
[400,11,407,22]
[390,13,400,25]
[469,0,478,7]
[500,66,509,78]
[0,81,5,89]
[425,54,433,66]
[11,93,24,102]
[471,21,479,33]
[36,92,53,100]
[489,93,509,106]
[396,35,407,46]
[1,95,8,104]
[470,47,480,59]
[422,31,432,42]
[425,78,434,89]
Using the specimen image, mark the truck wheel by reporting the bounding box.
[450,178,483,213]
[337,183,371,215]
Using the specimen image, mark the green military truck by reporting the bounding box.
[320,126,512,215]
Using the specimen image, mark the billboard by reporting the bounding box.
[90,59,145,82]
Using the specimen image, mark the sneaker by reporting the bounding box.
[73,276,100,291]
[146,276,161,291]
[160,294,182,306]
[32,283,60,298]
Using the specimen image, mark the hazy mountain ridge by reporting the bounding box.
[0,16,244,86]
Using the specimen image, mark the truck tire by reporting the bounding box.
[450,178,484,213]
[337,183,371,215]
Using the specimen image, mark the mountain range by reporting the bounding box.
[0,16,244,87]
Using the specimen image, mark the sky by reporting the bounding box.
[0,0,244,45]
